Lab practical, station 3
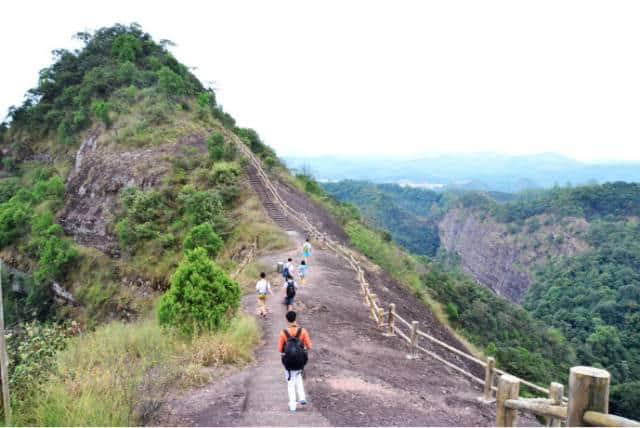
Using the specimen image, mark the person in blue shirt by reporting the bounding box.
[298,260,308,285]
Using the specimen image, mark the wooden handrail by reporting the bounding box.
[583,411,640,427]
[504,399,567,419]
[415,343,485,386]
[417,330,487,367]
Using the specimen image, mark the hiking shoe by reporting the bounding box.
[299,400,307,405]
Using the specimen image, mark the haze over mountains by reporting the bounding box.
[285,153,640,193]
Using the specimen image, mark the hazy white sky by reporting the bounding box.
[2,1,640,161]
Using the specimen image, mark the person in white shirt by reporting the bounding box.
[256,272,273,318]
[283,258,294,279]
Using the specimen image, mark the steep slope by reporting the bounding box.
[439,208,589,301]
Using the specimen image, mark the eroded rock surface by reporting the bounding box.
[439,208,589,302]
[60,132,206,255]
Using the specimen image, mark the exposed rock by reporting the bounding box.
[52,281,76,305]
[438,208,589,302]
[59,132,206,255]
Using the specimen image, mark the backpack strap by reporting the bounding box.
[295,327,302,339]
[283,329,291,339]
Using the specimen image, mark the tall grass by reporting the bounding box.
[15,315,259,426]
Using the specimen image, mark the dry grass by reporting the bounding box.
[15,314,260,426]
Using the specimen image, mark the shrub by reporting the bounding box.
[446,302,459,321]
[117,61,138,84]
[0,200,30,246]
[32,175,65,203]
[0,178,20,203]
[34,236,78,284]
[91,100,111,127]
[8,321,73,408]
[158,248,241,335]
[2,156,17,173]
[178,187,225,227]
[209,162,240,186]
[207,132,225,161]
[157,66,185,97]
[56,121,73,145]
[197,92,211,119]
[183,223,223,257]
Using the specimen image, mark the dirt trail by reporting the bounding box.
[154,164,538,426]
[156,230,505,426]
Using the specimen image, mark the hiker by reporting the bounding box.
[283,274,297,311]
[302,239,312,263]
[255,272,273,318]
[278,311,312,412]
[298,260,308,285]
[282,257,294,280]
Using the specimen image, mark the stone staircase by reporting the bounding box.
[247,164,296,231]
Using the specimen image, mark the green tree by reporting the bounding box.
[111,33,142,62]
[157,66,185,97]
[183,223,223,257]
[157,248,240,335]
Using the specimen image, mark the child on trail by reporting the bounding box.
[298,260,308,285]
[282,258,294,280]
[278,311,312,412]
[302,239,312,263]
[283,275,297,311]
[255,272,273,318]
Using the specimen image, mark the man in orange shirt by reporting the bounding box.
[278,311,312,412]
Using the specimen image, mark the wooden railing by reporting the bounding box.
[232,242,257,279]
[497,367,639,427]
[229,133,639,427]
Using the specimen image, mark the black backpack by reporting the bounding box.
[283,266,290,277]
[286,280,296,298]
[282,328,308,371]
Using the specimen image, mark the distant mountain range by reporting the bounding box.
[284,153,640,193]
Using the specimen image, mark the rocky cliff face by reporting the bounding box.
[59,131,206,255]
[438,208,589,302]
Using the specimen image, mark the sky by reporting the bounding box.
[2,1,640,161]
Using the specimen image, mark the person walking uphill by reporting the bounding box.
[283,258,294,279]
[278,311,312,412]
[302,238,312,263]
[283,275,297,311]
[255,272,272,318]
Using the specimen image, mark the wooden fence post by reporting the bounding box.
[567,366,610,427]
[377,307,385,329]
[0,262,11,425]
[547,382,563,427]
[383,303,396,337]
[483,357,495,401]
[496,374,520,427]
[368,294,377,320]
[407,321,419,359]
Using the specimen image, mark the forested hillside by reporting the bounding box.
[323,181,444,256]
[0,24,285,424]
[322,179,640,418]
